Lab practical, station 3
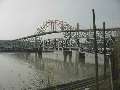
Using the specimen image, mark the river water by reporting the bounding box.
[0,52,105,90]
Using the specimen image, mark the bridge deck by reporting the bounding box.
[14,28,120,40]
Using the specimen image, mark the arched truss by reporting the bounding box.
[36,19,73,33]
[36,19,75,39]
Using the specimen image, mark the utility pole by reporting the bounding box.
[103,22,107,78]
[92,9,99,90]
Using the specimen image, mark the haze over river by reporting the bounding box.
[0,52,105,90]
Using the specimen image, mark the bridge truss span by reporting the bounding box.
[1,19,120,53]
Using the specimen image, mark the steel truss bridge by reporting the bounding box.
[0,19,119,90]
[1,19,120,53]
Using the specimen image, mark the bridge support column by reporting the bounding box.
[63,49,72,62]
[106,54,109,67]
[38,52,42,59]
[76,50,85,64]
[58,42,60,51]
[34,48,42,61]
[63,51,67,62]
[35,52,42,61]
[35,52,38,61]
[79,52,85,64]
[75,50,85,64]
[25,53,30,60]
[38,48,43,59]
[43,40,45,51]
[69,51,72,62]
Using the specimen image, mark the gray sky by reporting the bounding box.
[0,0,120,40]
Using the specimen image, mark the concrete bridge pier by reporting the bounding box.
[25,52,30,60]
[42,40,45,51]
[35,52,38,61]
[63,49,72,62]
[57,42,60,51]
[35,52,42,61]
[34,48,43,61]
[69,51,72,62]
[75,50,85,64]
[79,52,85,64]
[63,51,67,62]
[106,54,110,67]
[38,48,43,59]
[38,51,42,59]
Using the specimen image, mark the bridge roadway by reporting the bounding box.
[0,47,111,55]
[7,27,118,55]
[40,75,109,90]
[15,28,120,40]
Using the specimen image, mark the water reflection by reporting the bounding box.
[0,52,104,89]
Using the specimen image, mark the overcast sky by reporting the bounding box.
[0,0,120,40]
